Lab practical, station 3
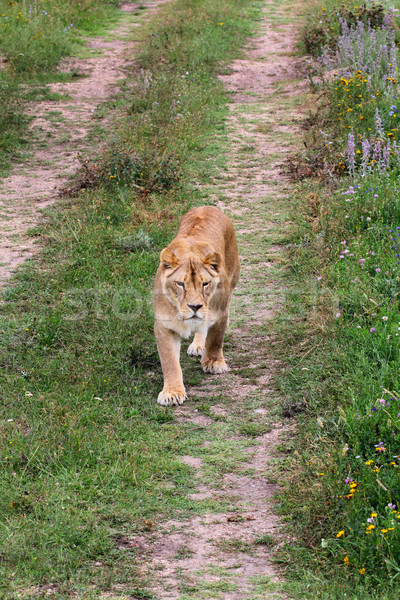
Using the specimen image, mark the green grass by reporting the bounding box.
[0,0,265,596]
[277,0,400,596]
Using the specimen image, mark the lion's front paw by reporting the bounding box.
[201,356,228,374]
[187,342,205,357]
[157,388,187,406]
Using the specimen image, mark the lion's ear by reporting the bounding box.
[160,248,179,270]
[203,252,222,273]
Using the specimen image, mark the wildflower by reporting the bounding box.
[375,108,385,137]
[365,460,373,465]
[388,503,396,510]
[344,556,349,564]
[370,328,376,333]
[360,568,366,574]
[381,529,388,533]
[336,531,344,538]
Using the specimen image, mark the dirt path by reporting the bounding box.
[0,0,167,287]
[134,2,305,599]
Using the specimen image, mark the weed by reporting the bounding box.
[255,533,276,547]
[240,422,271,437]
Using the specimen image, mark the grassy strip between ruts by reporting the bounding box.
[277,1,400,598]
[0,0,120,175]
[0,0,264,597]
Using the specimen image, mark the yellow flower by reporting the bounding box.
[360,568,366,575]
[336,531,344,538]
[381,529,388,533]
[365,460,373,465]
[344,556,349,564]
[371,512,377,518]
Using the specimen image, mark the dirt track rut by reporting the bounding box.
[134,1,305,598]
[0,0,167,287]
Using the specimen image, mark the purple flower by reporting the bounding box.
[375,108,385,137]
[370,328,376,332]
[388,503,396,510]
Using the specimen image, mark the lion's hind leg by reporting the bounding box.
[187,332,206,357]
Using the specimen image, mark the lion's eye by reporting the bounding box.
[203,282,210,288]
[176,281,185,288]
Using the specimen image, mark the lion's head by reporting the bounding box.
[159,246,222,322]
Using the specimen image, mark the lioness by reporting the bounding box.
[154,206,240,406]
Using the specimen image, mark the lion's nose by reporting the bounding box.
[188,303,203,313]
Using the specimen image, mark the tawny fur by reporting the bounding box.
[153,206,240,406]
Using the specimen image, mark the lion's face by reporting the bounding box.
[159,248,222,322]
